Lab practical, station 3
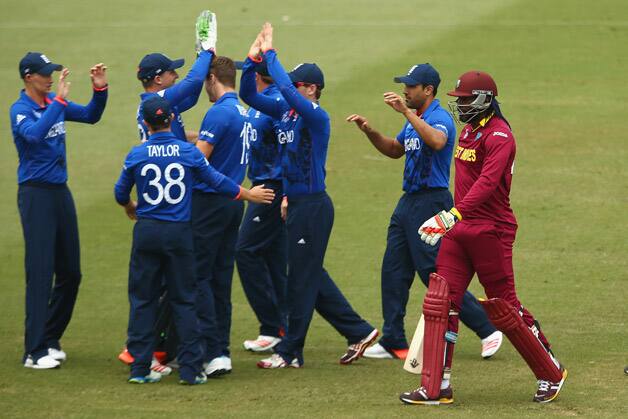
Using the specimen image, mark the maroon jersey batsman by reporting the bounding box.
[400,71,567,405]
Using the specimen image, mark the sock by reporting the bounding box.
[440,378,450,390]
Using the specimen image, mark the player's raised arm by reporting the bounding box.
[346,113,405,158]
[65,63,108,124]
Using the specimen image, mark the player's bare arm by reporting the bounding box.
[383,92,446,151]
[185,130,198,144]
[346,113,404,158]
[196,140,214,158]
[122,200,137,221]
[238,185,275,204]
[280,196,288,221]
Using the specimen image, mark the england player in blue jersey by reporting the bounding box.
[347,64,502,361]
[236,60,287,353]
[10,52,108,369]
[114,96,273,384]
[192,56,254,376]
[240,24,378,369]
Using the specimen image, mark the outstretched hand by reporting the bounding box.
[346,114,372,133]
[260,22,273,52]
[90,63,108,88]
[248,32,263,58]
[56,68,71,99]
[383,92,410,114]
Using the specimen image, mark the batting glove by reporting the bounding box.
[196,10,217,54]
[418,208,461,246]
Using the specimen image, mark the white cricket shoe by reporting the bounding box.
[151,358,172,376]
[24,355,60,369]
[481,331,503,359]
[204,356,232,377]
[363,343,395,359]
[48,348,67,362]
[256,353,301,369]
[243,335,281,352]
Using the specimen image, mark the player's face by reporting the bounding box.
[455,96,476,123]
[160,70,179,88]
[294,82,316,101]
[403,84,428,109]
[26,73,54,95]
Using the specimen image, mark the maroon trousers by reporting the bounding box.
[436,221,551,370]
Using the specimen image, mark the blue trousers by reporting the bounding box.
[379,190,496,350]
[235,181,288,337]
[127,219,201,383]
[192,191,244,361]
[276,192,374,365]
[17,183,81,363]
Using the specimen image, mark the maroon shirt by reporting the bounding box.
[453,115,517,228]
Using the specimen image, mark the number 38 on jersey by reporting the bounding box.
[141,163,186,205]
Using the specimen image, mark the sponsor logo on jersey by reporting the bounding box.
[16,114,26,125]
[45,121,66,139]
[236,104,249,117]
[200,130,215,138]
[277,129,294,144]
[454,145,477,162]
[493,131,508,138]
[404,137,422,152]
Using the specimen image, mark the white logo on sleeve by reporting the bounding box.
[311,102,319,109]
[493,131,508,138]
[200,130,215,138]
[297,238,306,244]
[16,114,26,125]
[252,216,261,222]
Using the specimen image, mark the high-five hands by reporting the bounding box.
[196,10,217,54]
[90,63,107,88]
[56,68,71,99]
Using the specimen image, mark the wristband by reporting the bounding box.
[54,96,68,106]
[93,84,108,92]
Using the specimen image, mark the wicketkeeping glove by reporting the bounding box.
[196,10,217,54]
[418,208,461,246]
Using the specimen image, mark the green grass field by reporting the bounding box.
[1,0,626,417]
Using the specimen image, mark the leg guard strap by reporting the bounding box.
[480,298,562,382]
[420,273,449,399]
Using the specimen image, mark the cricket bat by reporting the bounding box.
[403,314,425,374]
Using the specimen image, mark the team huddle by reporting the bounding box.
[10,10,567,405]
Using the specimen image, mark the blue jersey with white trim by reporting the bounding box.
[246,84,282,183]
[136,50,213,142]
[10,88,107,184]
[114,131,240,222]
[239,51,329,197]
[395,99,456,191]
[194,92,251,193]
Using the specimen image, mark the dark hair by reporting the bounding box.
[141,78,154,89]
[314,85,322,100]
[210,56,236,88]
[491,99,511,128]
[146,118,170,132]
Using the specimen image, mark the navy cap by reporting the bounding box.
[137,53,184,83]
[142,96,172,126]
[288,63,324,89]
[19,52,62,78]
[394,63,440,88]
[235,60,270,77]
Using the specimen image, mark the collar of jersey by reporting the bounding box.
[472,111,495,132]
[215,91,238,105]
[147,131,176,141]
[20,89,52,109]
[417,98,440,120]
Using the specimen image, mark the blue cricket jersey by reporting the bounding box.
[114,131,240,222]
[395,99,456,192]
[10,88,108,184]
[244,84,282,183]
[239,51,330,197]
[136,50,214,141]
[194,92,251,193]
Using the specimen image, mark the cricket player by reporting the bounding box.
[192,56,252,377]
[400,71,567,405]
[117,11,219,372]
[10,52,108,369]
[240,23,378,369]
[236,59,287,353]
[347,64,502,361]
[114,95,274,384]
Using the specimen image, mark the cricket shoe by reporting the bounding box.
[363,343,408,360]
[204,356,232,377]
[128,370,162,384]
[399,386,453,405]
[118,347,134,365]
[179,372,207,385]
[481,331,503,359]
[48,348,67,362]
[340,328,379,365]
[533,365,568,403]
[24,355,60,370]
[243,335,282,352]
[151,358,172,376]
[257,353,301,369]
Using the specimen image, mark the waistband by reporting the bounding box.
[252,179,282,188]
[137,217,191,226]
[19,181,67,190]
[287,191,328,203]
